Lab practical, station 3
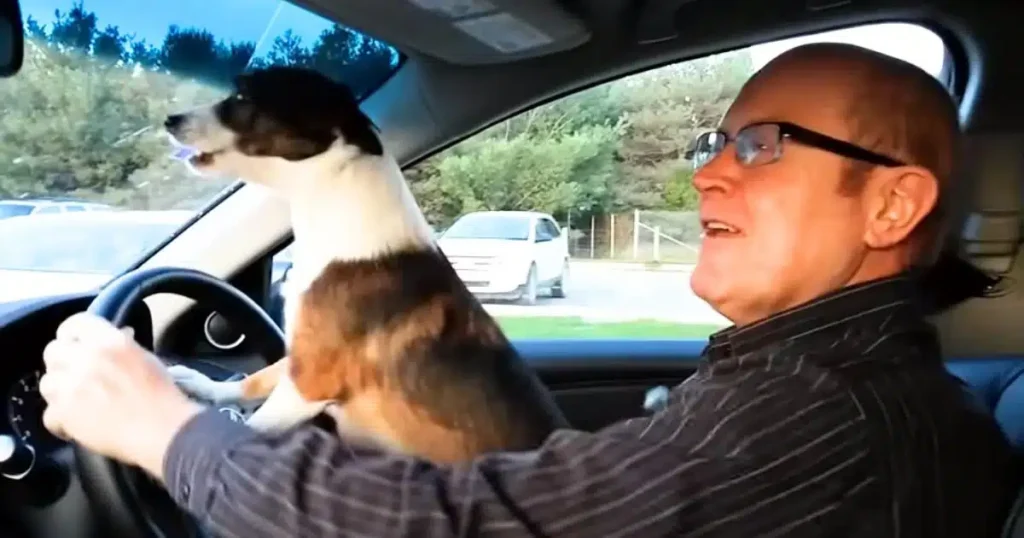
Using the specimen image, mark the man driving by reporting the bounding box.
[38,42,1018,537]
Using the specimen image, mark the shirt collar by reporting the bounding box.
[704,272,925,363]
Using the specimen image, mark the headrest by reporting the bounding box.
[914,132,1024,314]
[953,133,1024,275]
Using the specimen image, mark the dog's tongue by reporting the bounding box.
[166,133,199,162]
[170,146,198,161]
[168,140,202,162]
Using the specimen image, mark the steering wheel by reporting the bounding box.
[74,266,286,538]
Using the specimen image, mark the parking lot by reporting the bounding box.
[482,261,729,326]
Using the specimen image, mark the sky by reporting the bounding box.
[19,0,342,53]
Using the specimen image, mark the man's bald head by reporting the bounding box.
[755,43,959,175]
[753,43,961,261]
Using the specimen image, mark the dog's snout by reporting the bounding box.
[164,114,185,131]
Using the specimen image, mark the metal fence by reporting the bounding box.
[567,209,702,264]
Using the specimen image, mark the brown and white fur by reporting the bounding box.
[162,66,568,462]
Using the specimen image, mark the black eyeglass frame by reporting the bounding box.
[684,121,906,169]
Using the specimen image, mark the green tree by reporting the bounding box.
[160,26,257,86]
[264,25,397,98]
[0,4,229,207]
[49,1,96,50]
[412,121,622,228]
[407,50,754,225]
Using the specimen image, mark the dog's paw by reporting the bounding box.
[167,364,243,405]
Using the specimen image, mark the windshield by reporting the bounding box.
[442,213,532,241]
[0,204,34,218]
[0,213,192,273]
[0,0,401,302]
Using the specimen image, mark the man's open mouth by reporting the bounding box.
[701,219,742,238]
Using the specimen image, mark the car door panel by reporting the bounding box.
[529,219,548,280]
[548,219,564,280]
[532,220,549,281]
[541,219,562,281]
[516,339,705,431]
[534,219,559,282]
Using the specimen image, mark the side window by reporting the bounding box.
[64,205,86,212]
[33,205,61,214]
[542,219,561,238]
[272,243,294,283]
[406,22,949,340]
[534,220,552,241]
[268,243,295,329]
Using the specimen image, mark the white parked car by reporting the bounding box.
[0,198,114,219]
[0,210,194,302]
[437,210,569,304]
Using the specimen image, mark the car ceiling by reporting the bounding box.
[287,0,1024,358]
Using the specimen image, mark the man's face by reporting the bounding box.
[689,63,880,325]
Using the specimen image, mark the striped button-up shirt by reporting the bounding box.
[164,273,1018,537]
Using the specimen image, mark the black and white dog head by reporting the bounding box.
[164,66,383,187]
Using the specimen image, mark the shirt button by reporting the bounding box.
[181,484,191,501]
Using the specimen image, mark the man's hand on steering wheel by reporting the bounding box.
[38,312,202,479]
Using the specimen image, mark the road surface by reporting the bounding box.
[482,261,729,326]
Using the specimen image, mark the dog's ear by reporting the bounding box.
[334,80,358,103]
[328,106,383,155]
[331,78,378,130]
[327,78,384,153]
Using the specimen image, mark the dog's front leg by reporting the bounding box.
[168,356,289,407]
[244,372,331,433]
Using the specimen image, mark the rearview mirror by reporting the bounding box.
[0,0,23,78]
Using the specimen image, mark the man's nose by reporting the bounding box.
[691,149,739,194]
[164,114,185,130]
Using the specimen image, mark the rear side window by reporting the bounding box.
[542,220,561,238]
[535,220,552,241]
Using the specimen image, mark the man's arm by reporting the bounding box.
[164,387,871,538]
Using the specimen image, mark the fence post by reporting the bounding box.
[566,210,572,256]
[589,214,595,259]
[654,226,661,261]
[610,214,616,258]
[633,209,640,259]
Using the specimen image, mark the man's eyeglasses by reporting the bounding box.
[684,121,906,171]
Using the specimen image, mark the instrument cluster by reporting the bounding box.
[5,368,63,453]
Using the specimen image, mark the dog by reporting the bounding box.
[162,66,569,462]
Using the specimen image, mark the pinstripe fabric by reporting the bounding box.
[164,273,1018,537]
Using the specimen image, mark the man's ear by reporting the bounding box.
[862,165,939,249]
